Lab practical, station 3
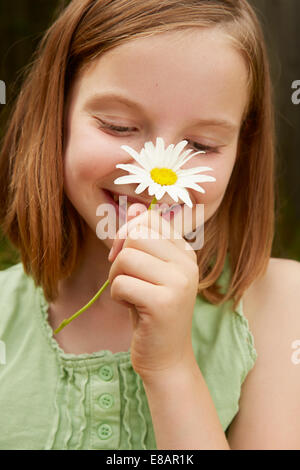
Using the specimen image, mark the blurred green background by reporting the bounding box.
[0,0,299,270]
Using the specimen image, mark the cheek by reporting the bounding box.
[193,172,228,205]
[184,160,230,206]
[185,150,237,206]
[63,122,117,186]
[190,173,228,226]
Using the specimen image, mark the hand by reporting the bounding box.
[108,204,199,381]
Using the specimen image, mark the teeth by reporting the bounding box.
[111,192,179,212]
[112,192,137,207]
[161,204,179,214]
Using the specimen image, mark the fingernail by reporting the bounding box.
[108,246,114,261]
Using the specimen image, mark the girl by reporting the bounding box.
[0,0,299,450]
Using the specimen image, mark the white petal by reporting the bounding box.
[145,140,155,153]
[148,182,161,196]
[165,185,179,203]
[147,183,156,196]
[139,148,153,171]
[164,144,175,167]
[172,140,189,161]
[115,163,147,176]
[193,185,206,193]
[113,175,143,185]
[173,150,206,171]
[155,185,166,200]
[171,148,194,170]
[156,137,165,162]
[121,145,145,167]
[143,143,157,168]
[177,166,214,175]
[177,180,206,193]
[175,186,193,207]
[135,182,150,194]
[180,175,216,183]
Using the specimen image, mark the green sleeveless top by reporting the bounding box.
[0,256,257,450]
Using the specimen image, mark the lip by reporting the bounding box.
[102,188,126,219]
[103,189,151,207]
[102,188,184,220]
[103,189,182,208]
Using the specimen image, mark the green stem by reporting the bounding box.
[54,195,157,334]
[54,279,110,334]
[148,196,157,210]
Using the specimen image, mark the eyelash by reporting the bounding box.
[96,119,219,154]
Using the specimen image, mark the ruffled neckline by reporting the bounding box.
[36,252,257,366]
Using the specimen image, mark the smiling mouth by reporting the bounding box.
[104,189,149,207]
[103,189,182,215]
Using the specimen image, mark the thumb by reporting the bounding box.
[109,203,148,263]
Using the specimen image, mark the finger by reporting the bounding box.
[110,204,195,263]
[108,241,188,287]
[124,225,195,271]
[110,273,165,315]
[128,304,139,330]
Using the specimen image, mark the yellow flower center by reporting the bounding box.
[150,167,178,186]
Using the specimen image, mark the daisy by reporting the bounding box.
[114,137,216,208]
[54,138,216,334]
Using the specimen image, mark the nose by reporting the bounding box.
[148,134,184,151]
[120,133,187,160]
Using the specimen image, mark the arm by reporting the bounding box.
[108,210,231,449]
[226,258,300,450]
[142,350,231,450]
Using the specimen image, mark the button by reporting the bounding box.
[98,423,113,440]
[99,365,113,381]
[98,393,114,409]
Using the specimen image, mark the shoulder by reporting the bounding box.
[0,262,29,295]
[238,257,300,363]
[249,256,300,294]
[243,257,300,330]
[0,262,35,327]
[244,256,300,364]
[226,257,300,449]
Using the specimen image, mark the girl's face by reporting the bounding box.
[63,28,249,250]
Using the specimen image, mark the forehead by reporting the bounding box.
[73,28,249,127]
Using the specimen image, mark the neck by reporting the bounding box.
[51,227,113,318]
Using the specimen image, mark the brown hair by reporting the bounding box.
[0,0,275,310]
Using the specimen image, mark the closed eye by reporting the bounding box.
[189,141,219,154]
[95,118,219,154]
[95,118,137,133]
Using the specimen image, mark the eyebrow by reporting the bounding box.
[85,92,144,112]
[85,92,239,132]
